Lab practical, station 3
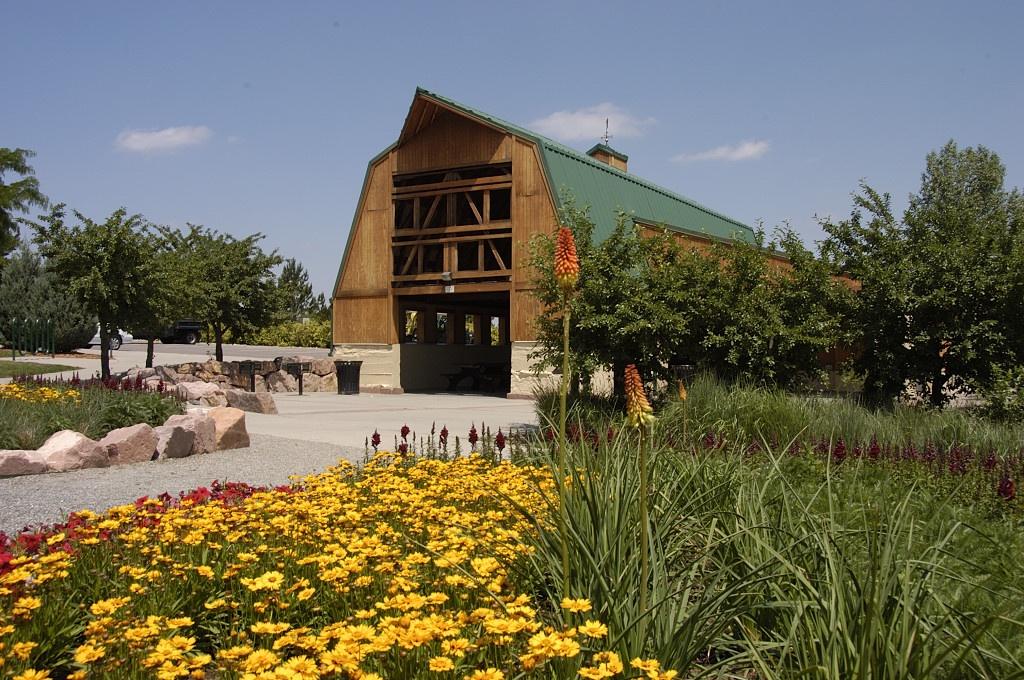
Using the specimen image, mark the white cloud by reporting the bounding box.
[530,103,653,142]
[115,125,213,153]
[672,139,770,163]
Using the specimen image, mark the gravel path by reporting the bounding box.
[0,434,363,534]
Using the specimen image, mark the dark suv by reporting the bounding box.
[160,320,203,344]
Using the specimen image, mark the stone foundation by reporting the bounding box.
[509,341,557,399]
[332,343,403,393]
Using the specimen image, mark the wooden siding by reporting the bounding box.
[332,295,393,344]
[395,108,511,175]
[334,155,396,344]
[510,137,559,342]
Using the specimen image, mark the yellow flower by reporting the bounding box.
[466,669,504,680]
[12,596,42,616]
[13,670,51,680]
[242,648,280,672]
[429,656,455,671]
[560,597,593,613]
[13,641,37,660]
[578,620,608,638]
[74,643,107,663]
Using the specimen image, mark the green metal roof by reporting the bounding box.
[416,87,755,244]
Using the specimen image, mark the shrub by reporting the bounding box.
[246,318,331,348]
[980,365,1024,423]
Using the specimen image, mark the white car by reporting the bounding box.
[88,327,134,350]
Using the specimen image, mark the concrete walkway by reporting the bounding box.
[2,342,328,383]
[246,392,538,449]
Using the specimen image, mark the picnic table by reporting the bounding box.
[442,362,509,392]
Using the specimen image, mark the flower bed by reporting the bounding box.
[0,376,184,450]
[0,454,664,679]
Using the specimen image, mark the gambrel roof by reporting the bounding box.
[413,88,756,244]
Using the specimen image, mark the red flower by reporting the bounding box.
[371,430,381,450]
[468,424,479,448]
[439,426,448,447]
[998,476,1016,501]
[400,424,410,441]
[495,429,506,453]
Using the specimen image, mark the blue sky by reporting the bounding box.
[4,1,1023,295]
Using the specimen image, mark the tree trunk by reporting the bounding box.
[146,338,155,368]
[214,325,224,362]
[612,361,626,399]
[930,369,947,408]
[99,323,111,380]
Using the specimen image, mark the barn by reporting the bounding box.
[331,88,755,397]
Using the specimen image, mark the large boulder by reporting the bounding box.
[156,365,180,384]
[177,362,195,374]
[154,424,196,459]
[200,360,223,376]
[311,357,336,377]
[164,413,217,455]
[277,354,317,366]
[254,375,268,393]
[208,407,250,450]
[99,423,158,465]
[127,367,157,381]
[37,431,108,472]
[319,372,338,394]
[177,381,226,406]
[300,372,322,392]
[0,450,48,477]
[266,370,297,393]
[224,389,278,414]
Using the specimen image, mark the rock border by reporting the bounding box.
[0,407,251,479]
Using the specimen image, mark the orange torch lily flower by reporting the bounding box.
[624,364,655,428]
[554,227,580,292]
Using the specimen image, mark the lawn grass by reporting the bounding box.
[0,358,79,378]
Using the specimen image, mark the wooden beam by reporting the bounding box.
[399,244,418,276]
[393,176,511,197]
[422,194,442,229]
[392,268,512,283]
[487,239,507,270]
[392,221,511,239]
[463,192,483,224]
[335,288,389,299]
[483,190,490,224]
[394,232,512,247]
[393,281,512,296]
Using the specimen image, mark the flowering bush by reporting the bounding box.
[0,375,183,450]
[0,382,80,405]
[0,454,667,679]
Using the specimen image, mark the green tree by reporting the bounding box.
[30,205,157,378]
[0,148,48,257]
[823,141,1024,407]
[0,245,95,352]
[530,200,848,393]
[276,258,325,320]
[127,230,195,368]
[162,225,282,361]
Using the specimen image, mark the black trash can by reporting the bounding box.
[335,360,362,395]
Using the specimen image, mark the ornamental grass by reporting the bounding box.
[0,454,666,680]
